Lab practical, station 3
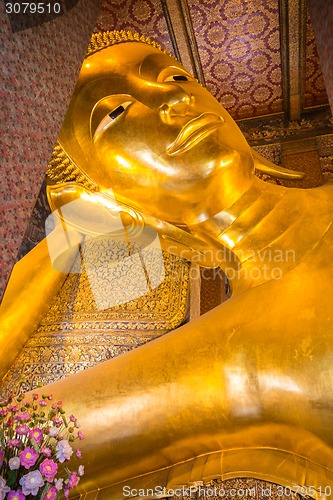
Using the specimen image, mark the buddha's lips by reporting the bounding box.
[166,113,224,156]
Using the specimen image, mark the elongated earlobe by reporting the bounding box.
[46,182,92,214]
[252,148,305,180]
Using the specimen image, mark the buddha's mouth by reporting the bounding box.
[166,113,224,156]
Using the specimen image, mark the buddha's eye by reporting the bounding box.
[109,105,126,119]
[164,75,190,82]
[93,101,132,140]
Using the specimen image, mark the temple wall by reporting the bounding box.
[0,0,103,299]
[307,0,333,114]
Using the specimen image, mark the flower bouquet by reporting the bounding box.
[0,391,84,499]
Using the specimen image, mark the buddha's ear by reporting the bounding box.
[251,148,305,180]
[46,182,96,213]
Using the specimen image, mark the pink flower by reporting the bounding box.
[41,446,52,457]
[40,459,58,482]
[44,486,57,500]
[68,472,80,489]
[76,449,82,459]
[8,438,21,448]
[69,415,77,423]
[0,449,4,468]
[14,412,31,422]
[38,400,47,407]
[19,447,39,469]
[7,490,26,500]
[29,428,43,444]
[32,394,38,400]
[4,418,14,426]
[77,431,84,440]
[9,457,20,470]
[8,405,19,412]
[0,409,8,416]
[55,440,73,462]
[16,424,29,435]
[52,418,62,427]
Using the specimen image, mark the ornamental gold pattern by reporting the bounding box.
[46,143,98,190]
[0,247,189,398]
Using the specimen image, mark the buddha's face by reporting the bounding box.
[59,42,254,225]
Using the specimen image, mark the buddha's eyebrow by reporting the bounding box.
[138,54,171,78]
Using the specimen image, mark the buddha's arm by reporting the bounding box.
[0,232,78,382]
[35,256,333,496]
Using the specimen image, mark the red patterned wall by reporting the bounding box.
[188,0,284,119]
[94,0,173,53]
[304,10,329,109]
[1,0,103,299]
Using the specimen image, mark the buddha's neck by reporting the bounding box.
[189,177,333,292]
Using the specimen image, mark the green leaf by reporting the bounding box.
[6,469,18,488]
[31,438,40,453]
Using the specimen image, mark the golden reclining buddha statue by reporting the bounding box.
[1,31,333,498]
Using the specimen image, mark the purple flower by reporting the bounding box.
[7,490,26,500]
[54,478,63,491]
[55,440,73,462]
[44,486,57,500]
[77,431,84,440]
[16,424,29,436]
[19,447,39,469]
[48,427,58,437]
[0,450,4,469]
[0,410,8,417]
[9,457,20,470]
[69,414,77,423]
[14,412,31,422]
[8,438,21,448]
[40,459,58,482]
[0,476,10,500]
[76,449,82,459]
[19,470,44,496]
[41,446,52,457]
[29,427,43,444]
[67,472,80,489]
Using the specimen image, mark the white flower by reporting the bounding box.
[78,465,85,476]
[55,478,64,491]
[49,426,58,437]
[55,439,73,462]
[9,456,20,470]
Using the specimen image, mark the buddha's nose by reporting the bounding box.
[158,86,192,124]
